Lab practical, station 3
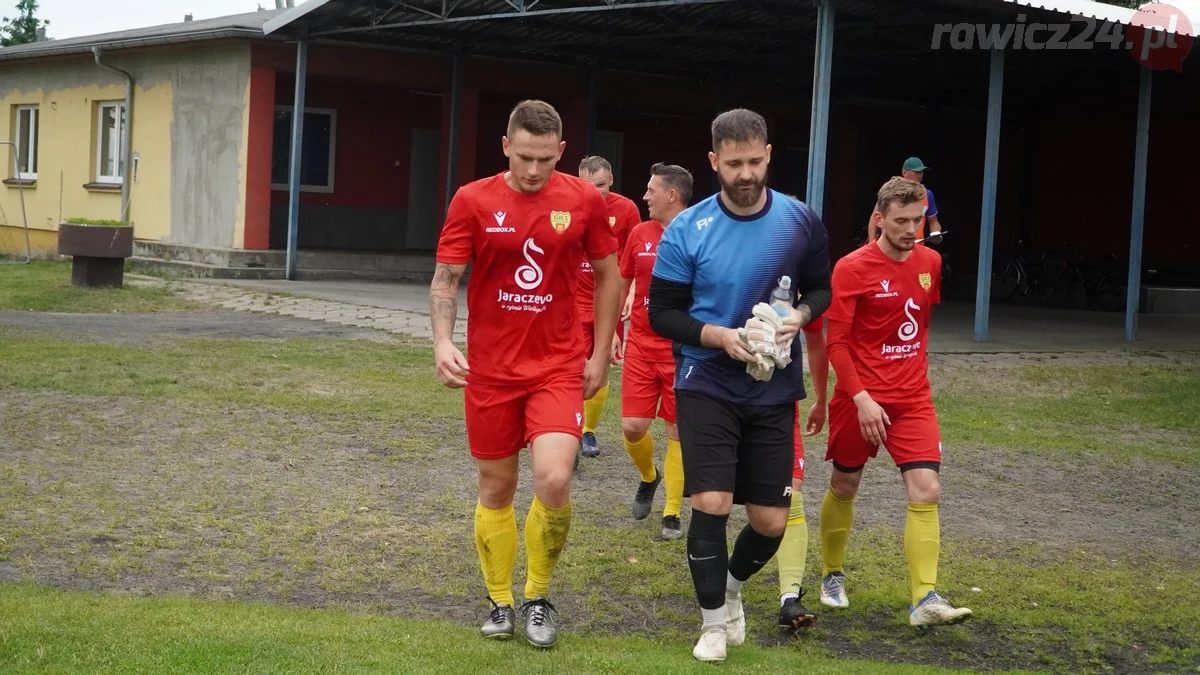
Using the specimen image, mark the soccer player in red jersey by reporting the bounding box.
[773,316,828,630]
[430,100,622,648]
[576,155,643,459]
[819,176,972,627]
[612,163,693,541]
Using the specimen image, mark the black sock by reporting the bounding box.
[686,509,729,610]
[728,523,785,583]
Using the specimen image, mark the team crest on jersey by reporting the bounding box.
[550,211,572,234]
[608,216,616,228]
[919,272,932,291]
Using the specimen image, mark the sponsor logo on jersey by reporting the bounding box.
[498,238,554,314]
[486,211,515,233]
[880,297,923,359]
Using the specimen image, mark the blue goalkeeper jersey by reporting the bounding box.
[652,189,830,406]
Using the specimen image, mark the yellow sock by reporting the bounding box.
[905,502,940,606]
[777,492,808,597]
[474,503,517,607]
[524,496,573,599]
[820,488,855,576]
[663,438,684,518]
[623,432,657,483]
[583,384,609,433]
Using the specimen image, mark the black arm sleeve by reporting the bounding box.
[648,275,706,348]
[795,208,834,320]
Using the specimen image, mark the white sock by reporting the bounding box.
[701,607,724,629]
[780,592,798,606]
[726,571,743,597]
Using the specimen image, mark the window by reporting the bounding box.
[271,107,336,193]
[14,105,38,179]
[96,102,127,184]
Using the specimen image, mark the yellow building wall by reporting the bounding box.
[0,43,254,258]
[0,79,173,256]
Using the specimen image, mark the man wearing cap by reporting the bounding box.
[866,157,942,245]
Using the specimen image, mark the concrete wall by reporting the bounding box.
[0,42,251,257]
[169,43,251,249]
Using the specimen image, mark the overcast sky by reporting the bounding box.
[36,0,271,40]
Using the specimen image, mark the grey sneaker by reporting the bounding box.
[480,598,515,639]
[520,597,559,648]
[632,467,661,520]
[661,515,683,540]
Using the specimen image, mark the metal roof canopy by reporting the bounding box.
[265,0,1180,343]
[259,0,1186,101]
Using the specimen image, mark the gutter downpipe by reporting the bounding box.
[92,46,134,223]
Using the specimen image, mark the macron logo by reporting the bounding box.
[486,211,515,233]
[695,216,714,231]
[645,241,652,251]
[881,280,891,293]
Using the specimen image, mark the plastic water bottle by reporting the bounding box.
[770,276,793,317]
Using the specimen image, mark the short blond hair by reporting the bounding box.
[875,176,926,216]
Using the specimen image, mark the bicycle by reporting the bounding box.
[990,239,1069,306]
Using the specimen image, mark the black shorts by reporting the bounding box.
[676,390,794,507]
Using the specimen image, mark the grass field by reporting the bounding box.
[0,260,199,313]
[2,263,1199,673]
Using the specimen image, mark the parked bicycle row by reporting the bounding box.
[990,241,1127,311]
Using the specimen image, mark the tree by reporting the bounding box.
[0,0,49,48]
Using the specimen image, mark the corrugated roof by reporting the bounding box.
[0,9,285,62]
[1005,0,1196,37]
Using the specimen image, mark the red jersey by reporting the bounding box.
[436,171,619,385]
[620,220,674,364]
[576,190,642,323]
[825,243,941,403]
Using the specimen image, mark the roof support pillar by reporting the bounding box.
[974,46,1004,341]
[805,0,835,218]
[1126,65,1152,341]
[285,34,309,281]
[585,58,600,155]
[444,45,465,220]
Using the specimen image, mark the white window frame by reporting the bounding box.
[14,105,38,180]
[271,106,337,194]
[95,101,127,185]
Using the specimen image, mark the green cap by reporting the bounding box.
[902,157,928,172]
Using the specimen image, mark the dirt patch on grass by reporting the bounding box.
[0,310,399,344]
[2,388,1197,673]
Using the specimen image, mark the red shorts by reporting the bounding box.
[582,321,595,359]
[464,373,584,460]
[792,402,806,480]
[620,354,676,423]
[825,392,942,469]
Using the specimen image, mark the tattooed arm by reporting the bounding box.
[430,262,469,388]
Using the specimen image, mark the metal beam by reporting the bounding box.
[974,46,1004,342]
[285,37,309,281]
[805,0,834,218]
[313,0,736,36]
[1125,65,1152,342]
[586,59,600,155]
[444,46,464,220]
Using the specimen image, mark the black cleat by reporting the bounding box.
[632,467,661,520]
[778,592,817,630]
[661,515,683,540]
